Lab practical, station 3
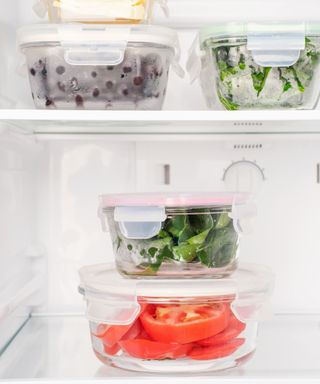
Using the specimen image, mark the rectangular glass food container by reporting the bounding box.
[187,22,320,110]
[79,263,273,373]
[33,0,168,24]
[17,24,183,110]
[99,192,255,278]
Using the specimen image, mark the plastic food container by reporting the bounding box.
[33,0,168,24]
[17,24,183,110]
[99,192,256,278]
[187,22,320,110]
[79,263,273,373]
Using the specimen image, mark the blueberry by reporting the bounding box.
[30,68,36,76]
[45,98,53,107]
[93,88,100,97]
[75,95,84,107]
[91,71,97,78]
[41,68,47,77]
[107,66,114,70]
[121,74,125,79]
[122,89,129,96]
[123,66,132,73]
[57,82,66,92]
[56,66,65,75]
[133,76,143,86]
[106,81,114,89]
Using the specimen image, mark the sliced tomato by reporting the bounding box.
[119,339,193,360]
[188,338,245,360]
[104,343,121,356]
[197,314,246,346]
[97,304,147,347]
[140,303,230,344]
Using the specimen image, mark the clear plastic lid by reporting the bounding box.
[79,263,274,324]
[188,22,320,80]
[33,0,169,21]
[17,24,183,75]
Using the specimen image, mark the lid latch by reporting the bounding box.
[59,25,131,66]
[114,206,166,240]
[247,22,306,67]
[186,34,205,83]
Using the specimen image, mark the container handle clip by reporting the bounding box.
[186,34,205,83]
[247,22,306,67]
[114,206,166,240]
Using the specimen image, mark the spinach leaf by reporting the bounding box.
[197,223,238,268]
[165,216,188,238]
[251,67,271,96]
[289,67,305,92]
[218,90,239,110]
[278,68,292,94]
[216,212,231,229]
[189,213,214,234]
[173,243,198,262]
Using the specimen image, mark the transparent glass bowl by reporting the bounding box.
[104,207,240,278]
[22,43,173,110]
[89,296,257,373]
[79,263,273,373]
[200,36,320,110]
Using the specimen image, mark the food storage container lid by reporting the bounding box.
[79,263,274,324]
[101,191,249,208]
[99,192,256,239]
[33,0,169,20]
[187,22,320,80]
[17,24,184,76]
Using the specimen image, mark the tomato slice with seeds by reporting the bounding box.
[188,338,245,360]
[119,339,193,360]
[140,303,230,344]
[197,314,246,347]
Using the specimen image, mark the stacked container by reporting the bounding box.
[17,0,183,110]
[78,192,274,373]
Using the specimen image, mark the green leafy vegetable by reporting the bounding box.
[115,210,238,274]
[251,67,271,96]
[211,36,320,110]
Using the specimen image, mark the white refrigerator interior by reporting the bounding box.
[1,0,320,383]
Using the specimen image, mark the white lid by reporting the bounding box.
[17,23,179,51]
[79,263,274,324]
[17,24,184,75]
[80,263,272,298]
[187,22,320,80]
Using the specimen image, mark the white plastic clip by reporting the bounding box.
[231,199,257,235]
[186,34,205,83]
[247,22,306,67]
[59,25,131,66]
[115,206,166,240]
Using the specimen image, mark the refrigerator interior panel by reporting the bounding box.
[1,0,320,383]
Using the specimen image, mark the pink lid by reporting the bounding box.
[101,192,250,208]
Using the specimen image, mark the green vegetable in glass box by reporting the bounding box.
[100,193,253,278]
[188,23,320,110]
